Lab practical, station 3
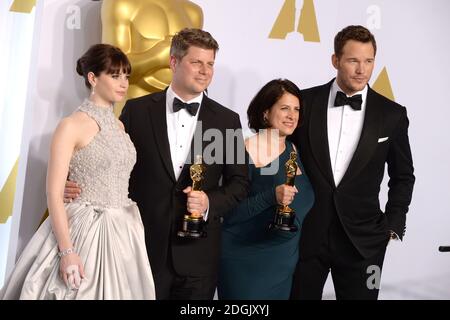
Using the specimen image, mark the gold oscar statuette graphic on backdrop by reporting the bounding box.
[101,0,204,117]
[270,151,298,232]
[269,0,295,39]
[0,159,19,224]
[269,0,320,42]
[297,0,320,42]
[372,67,395,101]
[38,209,49,228]
[9,0,36,13]
[178,155,207,239]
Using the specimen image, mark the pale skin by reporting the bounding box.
[332,40,375,96]
[65,46,214,216]
[246,92,302,206]
[50,69,129,288]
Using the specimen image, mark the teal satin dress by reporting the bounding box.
[218,142,314,300]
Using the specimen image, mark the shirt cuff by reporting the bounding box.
[203,205,209,221]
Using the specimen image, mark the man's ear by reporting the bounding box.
[331,54,339,70]
[169,55,178,72]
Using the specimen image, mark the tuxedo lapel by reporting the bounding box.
[147,91,176,182]
[308,81,336,187]
[196,95,217,144]
[339,86,381,186]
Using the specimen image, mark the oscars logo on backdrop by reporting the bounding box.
[0,161,18,224]
[372,67,395,101]
[9,0,36,13]
[269,0,320,42]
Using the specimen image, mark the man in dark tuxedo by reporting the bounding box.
[290,25,415,300]
[118,28,249,299]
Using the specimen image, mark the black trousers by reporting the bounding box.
[153,249,217,300]
[291,216,388,300]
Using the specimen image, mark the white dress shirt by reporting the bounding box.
[165,86,209,219]
[166,85,203,180]
[327,80,368,186]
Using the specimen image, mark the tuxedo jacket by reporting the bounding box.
[120,90,249,277]
[291,79,415,259]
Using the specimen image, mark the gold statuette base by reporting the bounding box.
[270,206,298,232]
[177,215,207,238]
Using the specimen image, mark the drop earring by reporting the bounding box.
[91,86,95,96]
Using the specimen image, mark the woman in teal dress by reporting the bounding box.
[218,79,314,300]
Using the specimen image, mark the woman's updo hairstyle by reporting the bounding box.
[76,43,131,89]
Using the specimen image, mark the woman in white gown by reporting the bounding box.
[0,44,155,300]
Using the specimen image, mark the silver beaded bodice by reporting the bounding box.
[68,99,136,207]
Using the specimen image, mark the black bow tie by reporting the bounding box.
[334,91,362,111]
[173,97,200,116]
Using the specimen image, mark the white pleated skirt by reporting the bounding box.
[0,201,155,300]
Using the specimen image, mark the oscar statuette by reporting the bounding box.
[177,155,207,238]
[271,151,298,232]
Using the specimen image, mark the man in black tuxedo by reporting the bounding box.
[118,28,249,299]
[290,25,415,300]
